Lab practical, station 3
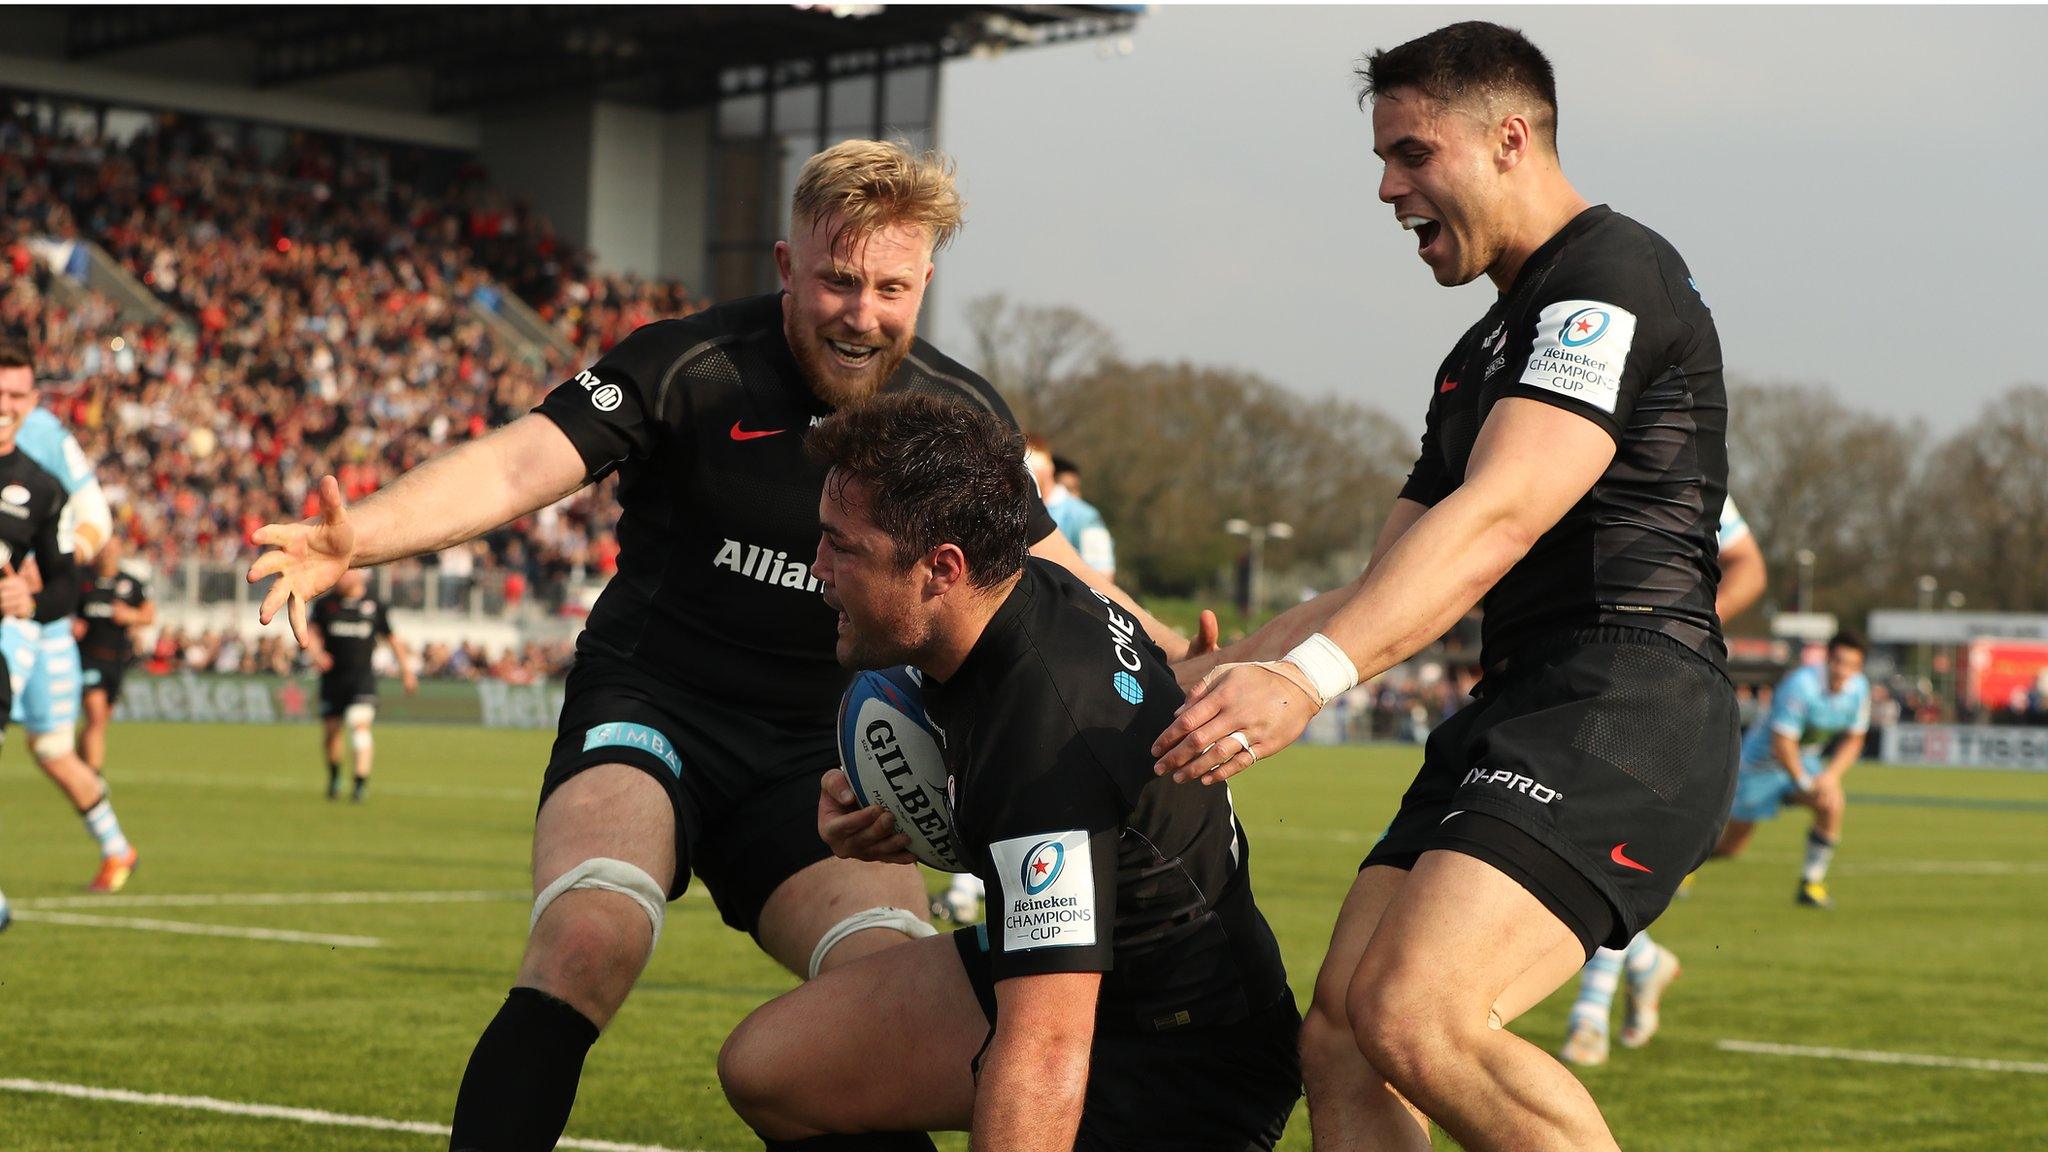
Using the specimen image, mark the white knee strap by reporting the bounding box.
[31,728,75,762]
[531,858,669,950]
[807,906,937,980]
[344,703,377,729]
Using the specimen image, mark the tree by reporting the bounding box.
[1918,384,2048,612]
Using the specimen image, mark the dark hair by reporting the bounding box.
[0,338,33,372]
[1828,629,1868,656]
[1358,21,1559,149]
[806,392,1033,588]
[1051,455,1080,478]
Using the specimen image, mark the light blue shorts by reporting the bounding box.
[3,617,83,734]
[1727,754,1821,824]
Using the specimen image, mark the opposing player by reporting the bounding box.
[1560,494,1767,1065]
[719,393,1299,1152]
[0,342,135,892]
[76,536,155,774]
[1707,629,1870,909]
[246,141,1191,1151]
[304,569,416,802]
[1150,24,1735,1150]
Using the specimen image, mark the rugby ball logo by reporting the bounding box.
[837,666,968,872]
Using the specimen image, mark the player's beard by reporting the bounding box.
[791,329,912,410]
[835,602,928,673]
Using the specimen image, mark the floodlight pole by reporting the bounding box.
[1226,518,1294,619]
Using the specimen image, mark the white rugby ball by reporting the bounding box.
[836,666,968,872]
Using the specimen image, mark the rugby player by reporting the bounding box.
[719,393,1299,1152]
[246,140,1191,1151]
[1561,495,1767,1065]
[76,536,155,774]
[0,342,136,892]
[1706,629,1871,909]
[304,569,416,802]
[1150,24,1735,1150]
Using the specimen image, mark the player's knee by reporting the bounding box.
[1347,969,1460,1090]
[806,905,936,979]
[717,1010,803,1135]
[30,727,74,764]
[1298,988,1364,1080]
[527,859,667,997]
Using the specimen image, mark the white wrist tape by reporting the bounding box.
[1283,633,1359,706]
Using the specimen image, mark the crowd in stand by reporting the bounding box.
[140,625,575,684]
[1,104,697,650]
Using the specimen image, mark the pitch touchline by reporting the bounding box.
[114,771,533,802]
[0,1079,697,1152]
[5,911,383,948]
[1718,1040,2048,1075]
[18,889,529,911]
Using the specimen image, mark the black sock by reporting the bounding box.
[449,987,600,1152]
[763,1136,940,1151]
[353,774,368,798]
[327,760,341,785]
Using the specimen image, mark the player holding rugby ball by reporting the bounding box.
[717,393,1300,1152]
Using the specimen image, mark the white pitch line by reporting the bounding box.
[19,889,527,911]
[8,911,383,948]
[0,1078,695,1152]
[116,771,533,802]
[1745,855,2048,876]
[1719,1039,2048,1075]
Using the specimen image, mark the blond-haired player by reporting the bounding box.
[249,139,1194,1151]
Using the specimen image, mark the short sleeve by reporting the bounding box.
[1849,683,1872,735]
[532,321,680,479]
[1718,496,1751,549]
[1495,249,1677,444]
[970,701,1124,982]
[1397,396,1452,507]
[1769,672,1814,739]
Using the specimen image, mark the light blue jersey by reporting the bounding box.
[17,407,96,493]
[1046,488,1115,575]
[1729,663,1872,823]
[7,408,105,734]
[1718,495,1750,549]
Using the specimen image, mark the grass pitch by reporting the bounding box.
[2,722,2044,1150]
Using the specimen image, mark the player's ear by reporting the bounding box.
[1498,113,1530,172]
[774,240,794,290]
[925,543,968,595]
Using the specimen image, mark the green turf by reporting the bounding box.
[2,725,2043,1149]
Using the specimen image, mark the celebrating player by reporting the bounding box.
[0,341,137,893]
[76,535,156,774]
[1561,495,1767,1065]
[719,393,1300,1152]
[304,569,416,802]
[246,140,1191,1151]
[1707,629,1871,909]
[1151,24,1736,1150]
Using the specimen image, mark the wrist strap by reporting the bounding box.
[1282,633,1359,706]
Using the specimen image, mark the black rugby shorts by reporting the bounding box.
[1362,626,1740,953]
[541,652,840,935]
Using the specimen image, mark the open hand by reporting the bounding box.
[247,476,356,646]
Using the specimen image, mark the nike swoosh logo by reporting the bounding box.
[729,422,785,441]
[1438,377,1459,394]
[1610,843,1653,874]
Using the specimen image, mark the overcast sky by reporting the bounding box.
[933,5,2047,438]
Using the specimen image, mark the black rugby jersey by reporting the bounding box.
[79,570,149,664]
[0,448,81,624]
[311,595,391,682]
[1399,205,1728,666]
[924,558,1290,1034]
[534,293,1056,723]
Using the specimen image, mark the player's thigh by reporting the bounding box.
[720,930,982,1131]
[1353,848,1584,1026]
[1714,819,1758,856]
[81,687,110,725]
[756,853,931,977]
[532,762,679,895]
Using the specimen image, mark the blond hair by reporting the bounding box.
[790,139,964,255]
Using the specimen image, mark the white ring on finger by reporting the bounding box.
[1227,730,1256,765]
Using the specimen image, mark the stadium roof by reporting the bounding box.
[58,5,1143,113]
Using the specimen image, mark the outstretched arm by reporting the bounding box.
[248,415,589,643]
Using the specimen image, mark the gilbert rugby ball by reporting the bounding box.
[836,666,967,872]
